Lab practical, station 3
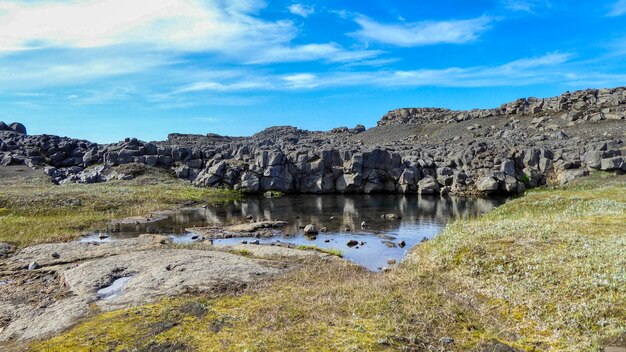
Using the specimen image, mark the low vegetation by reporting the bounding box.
[31,173,626,351]
[0,169,241,247]
[295,244,343,257]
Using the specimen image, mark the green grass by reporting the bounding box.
[0,168,241,247]
[33,173,626,351]
[296,245,343,257]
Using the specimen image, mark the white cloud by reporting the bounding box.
[192,117,220,123]
[180,52,579,92]
[351,15,493,47]
[245,43,382,64]
[0,0,370,65]
[608,0,626,16]
[288,4,315,18]
[0,48,172,89]
[282,73,318,88]
[291,52,577,88]
[175,81,271,93]
[0,0,269,51]
[503,0,552,14]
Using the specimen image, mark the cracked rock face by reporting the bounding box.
[0,236,290,342]
[1,86,625,196]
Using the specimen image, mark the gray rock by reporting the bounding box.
[417,176,440,195]
[582,150,604,169]
[381,214,401,220]
[477,176,499,192]
[600,157,624,171]
[557,169,589,186]
[500,160,516,176]
[303,224,318,235]
[8,122,27,134]
[0,242,15,258]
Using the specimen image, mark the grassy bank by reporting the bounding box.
[34,173,626,351]
[0,167,240,247]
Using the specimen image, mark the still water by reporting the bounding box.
[82,195,507,271]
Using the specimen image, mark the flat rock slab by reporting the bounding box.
[186,221,288,239]
[226,221,288,232]
[1,234,170,270]
[63,248,282,310]
[0,236,300,342]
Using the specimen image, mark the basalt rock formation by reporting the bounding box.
[1,87,625,195]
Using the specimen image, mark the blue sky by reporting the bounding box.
[1,0,625,142]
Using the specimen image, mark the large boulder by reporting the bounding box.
[417,176,440,195]
[600,157,624,171]
[336,173,363,193]
[477,176,499,192]
[557,169,589,186]
[0,121,9,131]
[582,150,603,169]
[8,122,26,135]
[239,171,260,193]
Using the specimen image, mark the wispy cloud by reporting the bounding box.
[192,117,220,123]
[174,81,270,94]
[245,43,382,64]
[176,52,605,93]
[608,0,626,16]
[282,73,318,88]
[0,48,173,89]
[288,4,315,18]
[318,52,575,88]
[503,0,552,14]
[351,15,494,47]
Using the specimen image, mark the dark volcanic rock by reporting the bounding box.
[1,86,625,195]
[9,122,27,135]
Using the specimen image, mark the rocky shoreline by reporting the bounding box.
[1,86,625,195]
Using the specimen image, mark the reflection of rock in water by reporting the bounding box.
[198,195,506,234]
[89,195,506,239]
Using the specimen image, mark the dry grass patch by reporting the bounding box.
[0,169,240,247]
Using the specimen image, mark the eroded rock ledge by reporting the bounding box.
[0,235,325,342]
[1,87,625,195]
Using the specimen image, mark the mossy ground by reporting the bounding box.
[30,173,626,351]
[295,244,343,257]
[0,167,240,247]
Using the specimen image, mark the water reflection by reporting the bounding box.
[82,195,507,271]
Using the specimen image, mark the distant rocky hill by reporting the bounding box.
[378,87,626,126]
[1,87,624,195]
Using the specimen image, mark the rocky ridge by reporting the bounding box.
[1,87,625,196]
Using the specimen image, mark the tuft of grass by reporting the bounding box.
[0,171,241,247]
[519,174,531,186]
[296,245,343,257]
[34,174,626,351]
[230,248,253,257]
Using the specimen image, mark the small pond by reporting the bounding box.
[81,195,507,271]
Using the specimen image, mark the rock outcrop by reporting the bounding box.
[1,86,625,195]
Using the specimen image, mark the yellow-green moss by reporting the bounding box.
[295,245,343,257]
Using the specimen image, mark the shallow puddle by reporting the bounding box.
[96,276,132,300]
[81,195,507,271]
